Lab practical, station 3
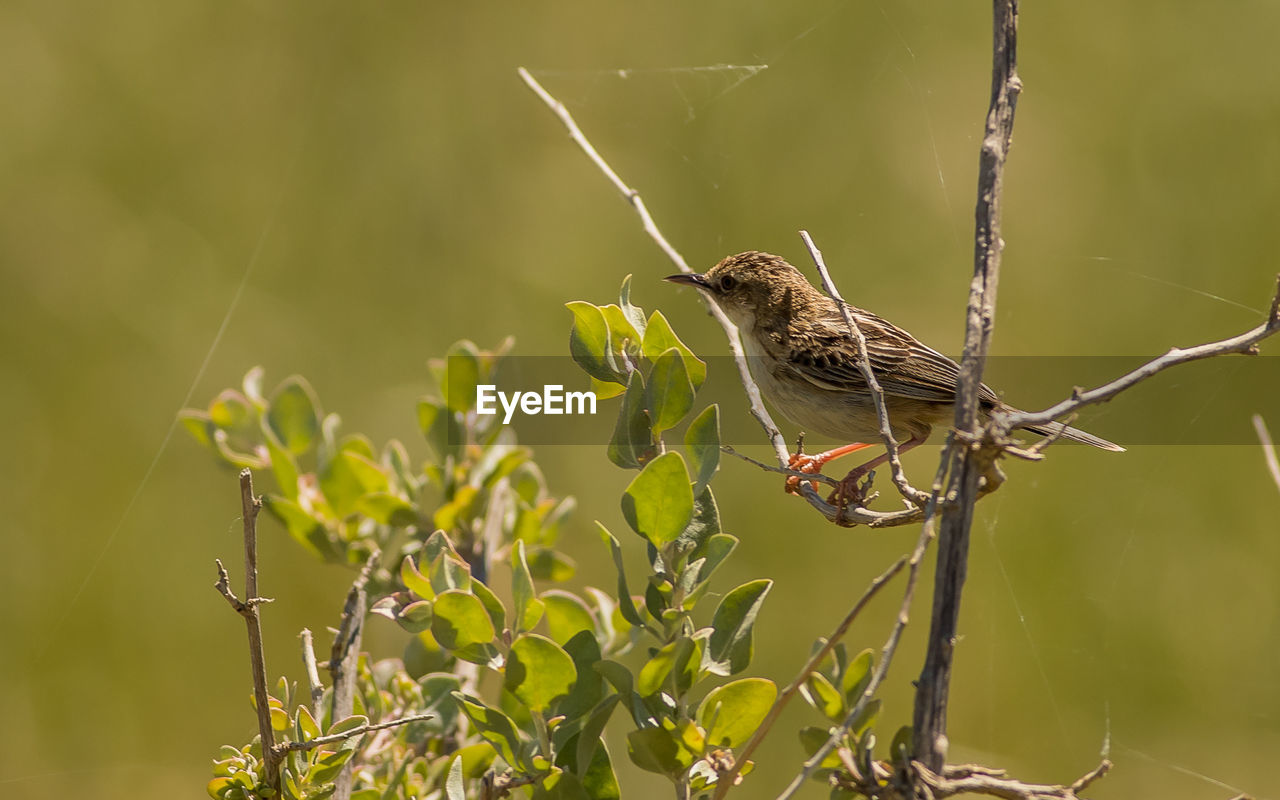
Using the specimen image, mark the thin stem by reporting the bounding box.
[300,628,325,721]
[273,713,435,754]
[1254,414,1280,495]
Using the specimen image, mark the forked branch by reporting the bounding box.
[213,470,279,791]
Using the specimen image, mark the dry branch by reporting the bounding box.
[1001,280,1280,438]
[912,0,1020,773]
[212,469,280,790]
[329,550,379,800]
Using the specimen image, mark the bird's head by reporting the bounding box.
[665,251,820,330]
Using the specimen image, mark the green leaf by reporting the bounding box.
[262,495,332,560]
[472,578,508,635]
[641,310,705,388]
[295,705,321,742]
[308,746,356,784]
[452,692,523,769]
[542,590,597,647]
[178,409,215,447]
[261,419,300,502]
[691,533,738,585]
[590,376,627,401]
[445,755,464,800]
[593,660,634,696]
[444,340,482,413]
[526,546,576,582]
[698,677,777,749]
[432,590,496,651]
[646,348,695,433]
[679,486,720,552]
[684,405,720,494]
[705,579,772,676]
[512,541,544,634]
[571,694,622,778]
[400,555,434,600]
[842,648,874,704]
[626,727,695,777]
[579,733,621,800]
[847,698,882,738]
[607,371,652,469]
[802,672,845,722]
[428,552,472,595]
[618,274,647,338]
[242,365,266,407]
[395,599,434,633]
[621,452,694,548]
[558,631,608,723]
[210,389,254,430]
[637,636,699,697]
[404,631,449,679]
[506,634,578,713]
[798,726,843,769]
[353,492,417,526]
[888,725,914,764]
[597,523,645,628]
[567,302,622,383]
[419,397,463,461]
[266,376,321,455]
[319,450,389,517]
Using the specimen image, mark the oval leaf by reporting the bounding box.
[432,590,496,651]
[698,677,778,749]
[505,633,578,713]
[621,452,694,547]
[646,348,695,433]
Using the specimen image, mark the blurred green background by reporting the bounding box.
[3,1,1278,798]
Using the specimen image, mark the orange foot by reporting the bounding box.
[783,442,874,496]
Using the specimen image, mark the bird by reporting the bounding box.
[665,251,1123,506]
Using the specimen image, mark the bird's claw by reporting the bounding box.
[827,469,876,521]
[784,451,827,495]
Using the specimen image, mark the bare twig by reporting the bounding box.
[300,628,325,721]
[799,231,930,507]
[213,470,280,790]
[913,0,1020,773]
[721,444,842,489]
[1001,280,1280,437]
[272,713,435,754]
[863,759,1114,800]
[329,550,379,800]
[712,555,907,799]
[518,67,925,529]
[1253,414,1280,495]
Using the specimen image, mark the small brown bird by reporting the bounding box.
[666,251,1122,504]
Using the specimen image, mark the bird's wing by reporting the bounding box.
[782,306,1001,405]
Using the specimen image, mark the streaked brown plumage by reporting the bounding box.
[666,251,1122,501]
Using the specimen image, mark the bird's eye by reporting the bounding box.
[719,275,737,292]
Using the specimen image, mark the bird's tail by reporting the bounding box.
[1023,421,1125,452]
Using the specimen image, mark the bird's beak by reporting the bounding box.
[664,272,711,290]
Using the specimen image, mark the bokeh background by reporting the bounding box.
[3,2,1278,798]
